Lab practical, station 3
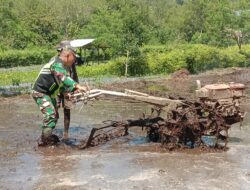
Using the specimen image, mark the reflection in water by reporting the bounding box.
[35,148,80,188]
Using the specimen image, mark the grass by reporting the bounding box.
[0,65,43,86]
[0,70,39,86]
[0,59,118,86]
[0,63,166,87]
[0,63,114,86]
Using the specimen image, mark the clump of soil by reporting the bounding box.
[170,68,190,79]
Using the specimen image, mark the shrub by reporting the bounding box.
[128,54,149,76]
[218,46,246,68]
[145,44,250,74]
[0,49,55,68]
[77,63,112,78]
[108,57,127,76]
[158,50,186,73]
[147,47,187,74]
[141,45,169,54]
[185,44,219,73]
[239,45,250,67]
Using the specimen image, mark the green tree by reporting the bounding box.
[1,0,250,53]
[0,0,26,49]
[204,0,238,46]
[180,0,207,43]
[18,0,61,46]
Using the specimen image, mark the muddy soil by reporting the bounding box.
[1,67,250,190]
[103,67,250,100]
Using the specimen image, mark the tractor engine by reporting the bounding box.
[196,82,245,125]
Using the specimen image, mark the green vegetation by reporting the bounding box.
[1,0,250,52]
[0,0,250,86]
[1,44,250,86]
[0,70,38,86]
[75,44,250,77]
[0,49,55,67]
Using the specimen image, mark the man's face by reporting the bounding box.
[65,52,76,66]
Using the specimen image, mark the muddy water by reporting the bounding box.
[0,96,250,190]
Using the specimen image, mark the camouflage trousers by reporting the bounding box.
[32,91,58,129]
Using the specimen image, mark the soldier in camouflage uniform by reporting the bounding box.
[57,52,80,140]
[32,42,87,146]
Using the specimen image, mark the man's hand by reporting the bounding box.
[63,92,72,100]
[75,84,88,92]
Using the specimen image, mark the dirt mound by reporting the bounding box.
[170,68,190,79]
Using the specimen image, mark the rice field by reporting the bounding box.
[0,65,42,86]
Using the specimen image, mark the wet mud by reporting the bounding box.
[1,68,250,189]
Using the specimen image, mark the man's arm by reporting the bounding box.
[51,63,86,92]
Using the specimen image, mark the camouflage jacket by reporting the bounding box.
[32,56,77,97]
